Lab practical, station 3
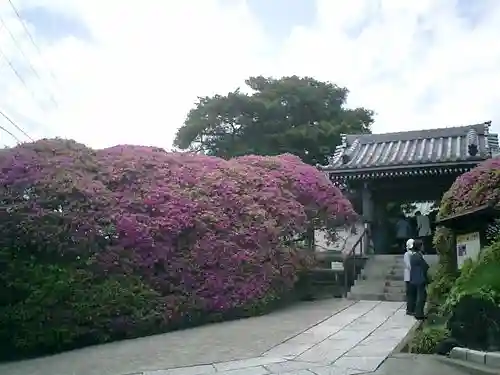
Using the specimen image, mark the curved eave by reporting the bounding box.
[326,160,482,181]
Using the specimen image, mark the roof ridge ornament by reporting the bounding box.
[342,137,361,164]
[338,134,348,164]
[484,121,491,155]
[466,128,479,157]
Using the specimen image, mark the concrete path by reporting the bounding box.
[374,354,476,375]
[0,300,418,375]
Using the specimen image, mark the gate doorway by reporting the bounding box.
[373,201,438,254]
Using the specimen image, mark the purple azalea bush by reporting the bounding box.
[0,139,356,358]
[439,156,500,217]
[234,154,358,238]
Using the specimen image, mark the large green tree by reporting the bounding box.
[174,76,374,165]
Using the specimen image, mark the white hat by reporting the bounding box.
[406,238,415,250]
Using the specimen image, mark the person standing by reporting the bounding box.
[415,211,432,253]
[409,239,430,320]
[395,214,411,253]
[404,238,416,316]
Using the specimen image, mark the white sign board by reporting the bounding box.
[456,232,481,269]
[330,261,344,271]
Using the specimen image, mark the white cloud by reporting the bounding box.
[0,0,271,148]
[279,0,500,134]
[1,0,500,148]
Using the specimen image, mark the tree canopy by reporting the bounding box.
[174,76,374,165]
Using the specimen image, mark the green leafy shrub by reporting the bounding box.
[439,238,500,350]
[479,232,500,264]
[427,227,458,306]
[427,263,457,308]
[442,239,500,315]
[429,157,500,309]
[426,156,500,352]
[432,227,456,273]
[0,259,164,360]
[411,325,450,354]
[446,293,500,350]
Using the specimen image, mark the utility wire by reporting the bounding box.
[0,108,33,141]
[7,0,59,85]
[0,46,32,95]
[1,0,61,145]
[0,121,22,143]
[0,12,55,111]
[0,14,58,107]
[0,46,47,110]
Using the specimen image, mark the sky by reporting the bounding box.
[0,0,499,149]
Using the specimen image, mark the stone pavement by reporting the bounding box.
[0,300,418,375]
[374,354,477,375]
[137,301,416,375]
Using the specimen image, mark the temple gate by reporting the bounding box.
[320,121,499,254]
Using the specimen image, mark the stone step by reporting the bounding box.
[354,277,404,288]
[366,263,405,271]
[369,254,405,260]
[384,285,405,294]
[361,270,404,281]
[345,254,422,300]
[384,280,407,288]
[350,284,384,294]
[350,283,405,296]
[364,260,405,268]
[367,254,438,266]
[362,263,403,271]
[347,291,405,302]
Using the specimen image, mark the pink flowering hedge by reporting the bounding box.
[439,156,500,217]
[0,139,356,358]
[429,156,500,303]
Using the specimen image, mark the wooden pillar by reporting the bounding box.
[361,182,374,222]
[361,183,374,254]
[372,197,387,254]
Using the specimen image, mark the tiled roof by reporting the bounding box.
[323,122,498,176]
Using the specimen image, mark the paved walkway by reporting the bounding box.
[0,300,417,375]
[374,354,476,375]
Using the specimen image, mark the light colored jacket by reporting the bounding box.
[417,215,431,237]
[403,250,414,281]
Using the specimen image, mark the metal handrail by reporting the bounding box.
[343,227,368,297]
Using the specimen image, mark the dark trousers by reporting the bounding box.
[419,236,434,254]
[414,284,427,318]
[396,238,407,254]
[406,282,416,314]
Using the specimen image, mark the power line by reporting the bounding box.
[0,13,58,107]
[7,0,59,85]
[0,10,56,111]
[0,46,31,94]
[0,122,21,143]
[0,46,48,110]
[0,1,45,145]
[0,108,33,142]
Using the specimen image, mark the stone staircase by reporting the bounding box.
[347,254,439,301]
